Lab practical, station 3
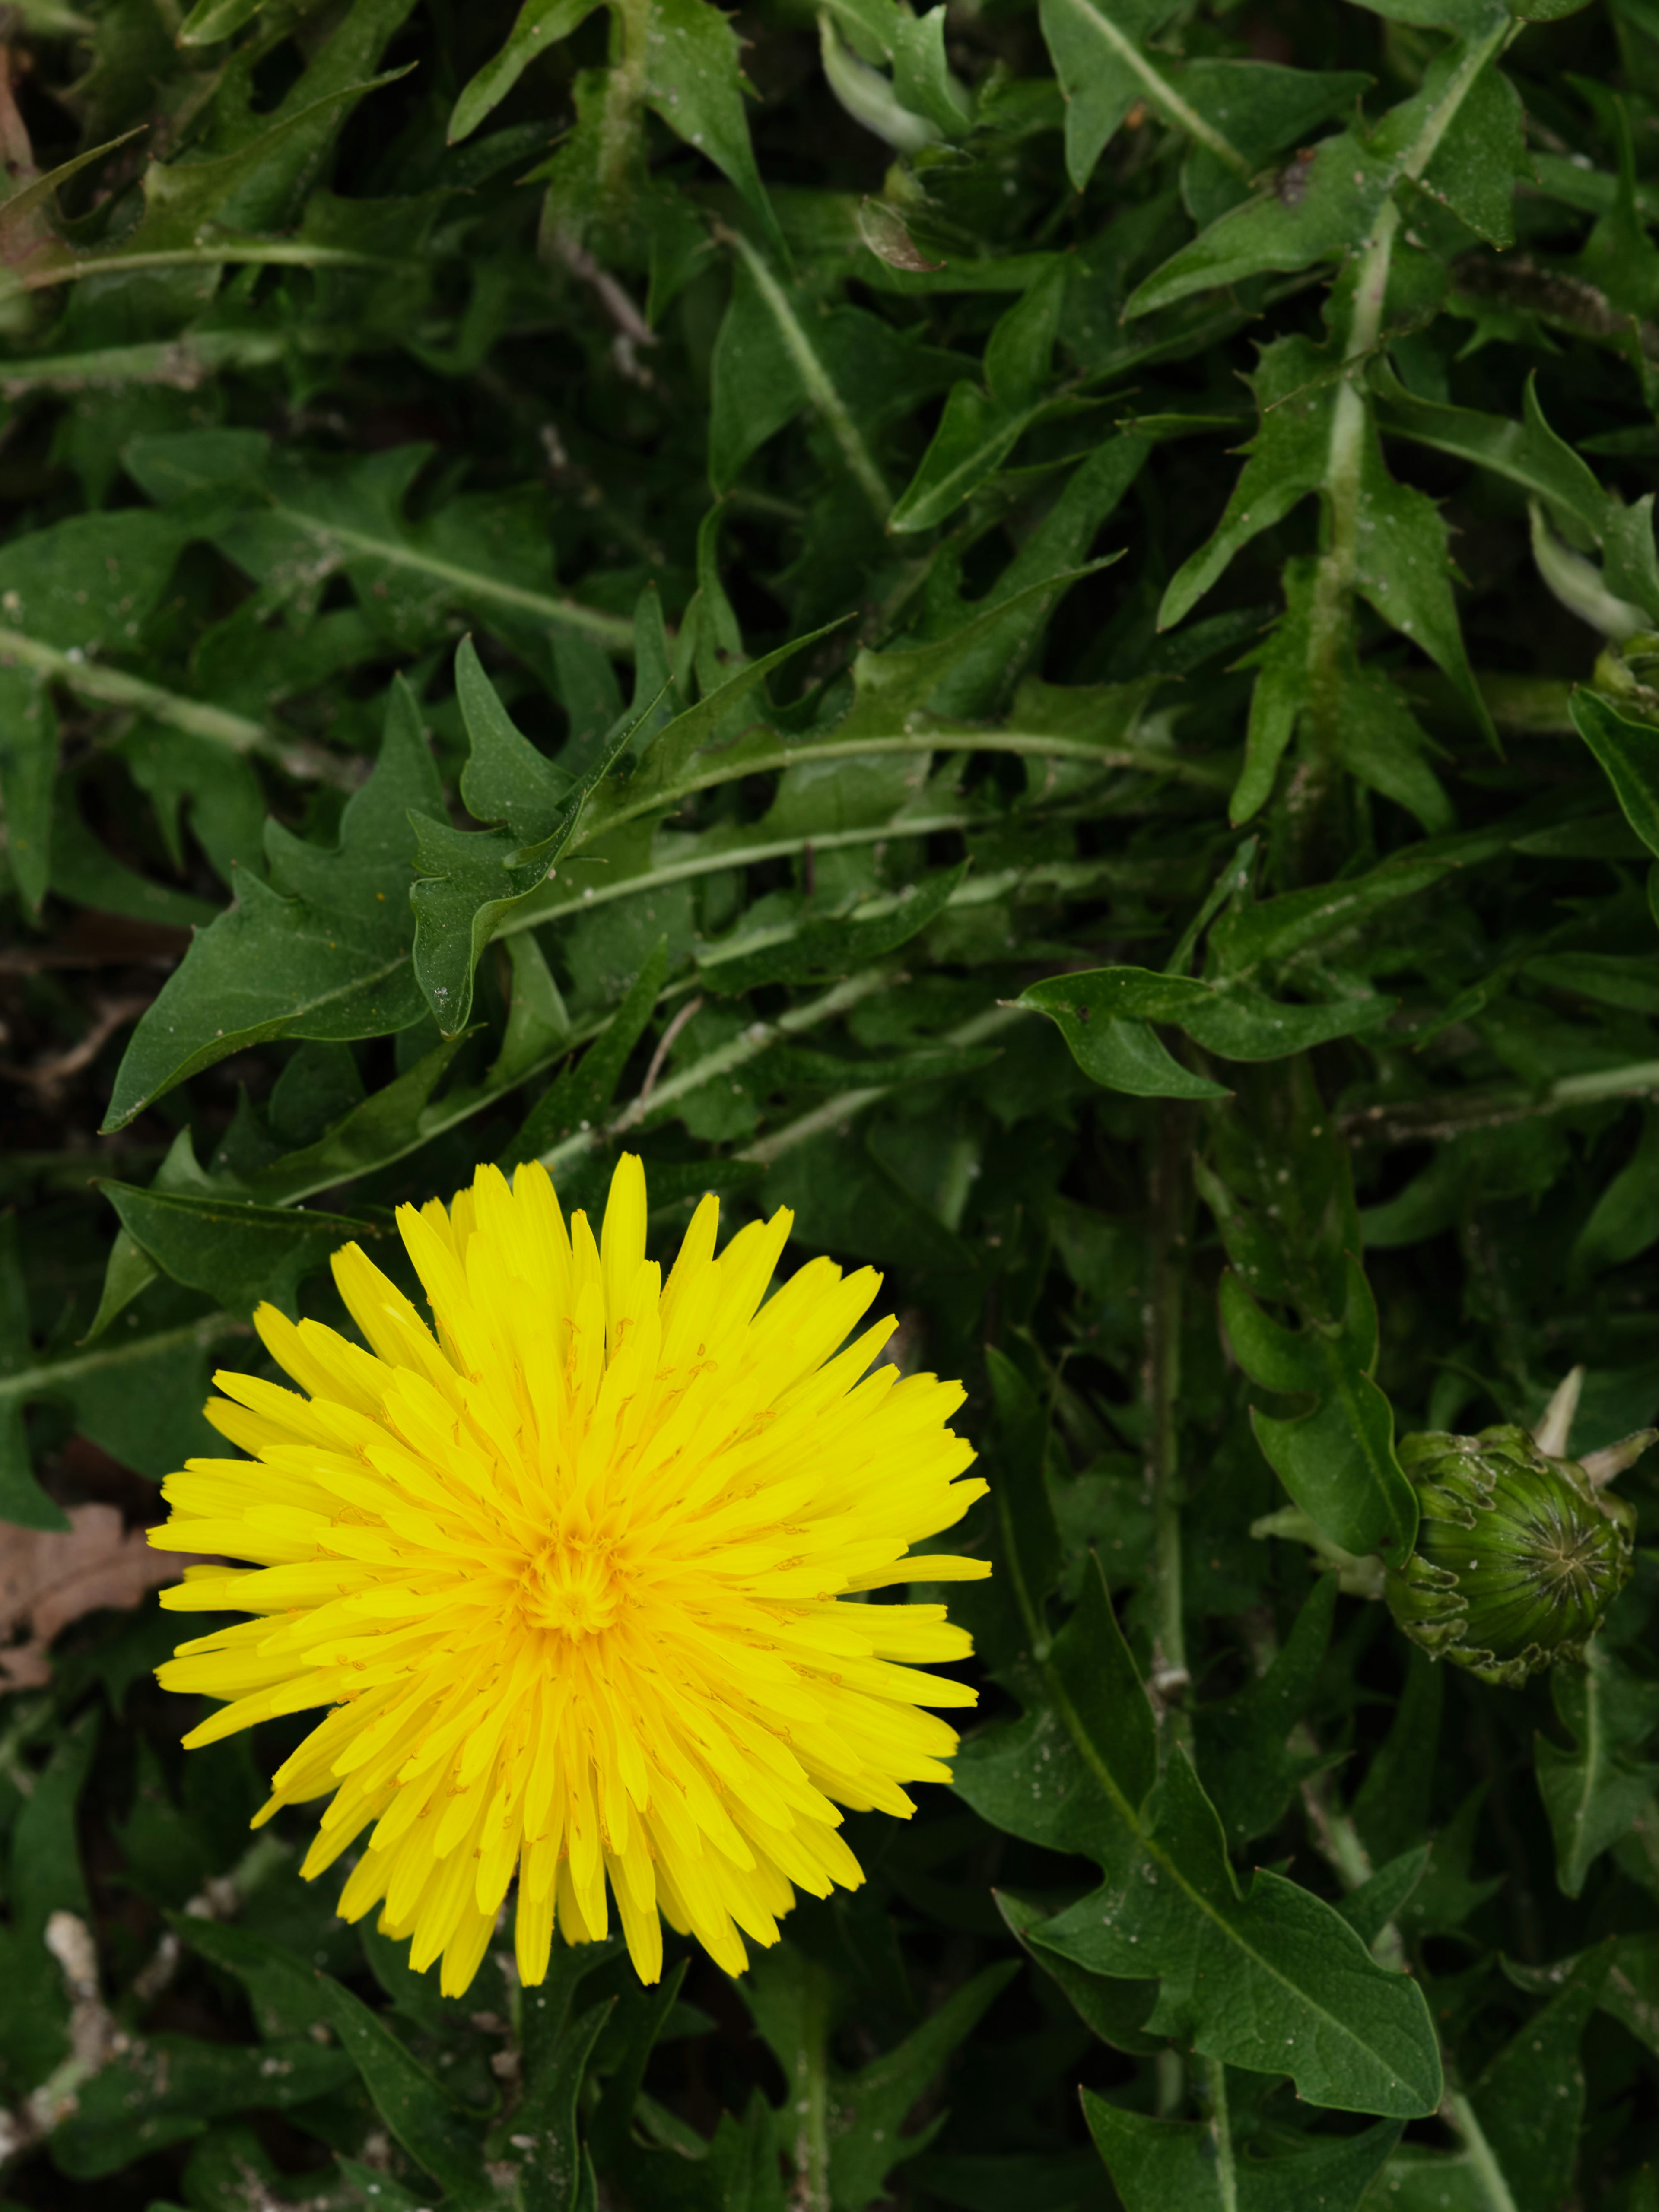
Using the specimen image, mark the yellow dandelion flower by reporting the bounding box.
[152,1155,988,1997]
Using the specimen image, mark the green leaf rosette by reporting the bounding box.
[1386,1426,1635,1689]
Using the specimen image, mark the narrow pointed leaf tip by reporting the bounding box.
[150,1155,989,1995]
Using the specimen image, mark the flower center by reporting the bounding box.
[518,1534,624,1639]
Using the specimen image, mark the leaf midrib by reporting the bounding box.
[1037,1656,1432,2104]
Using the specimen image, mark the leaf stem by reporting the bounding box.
[1344,1055,1659,1146]
[0,626,355,786]
[1205,2058,1239,2212]
[541,963,901,1174]
[1145,1104,1191,1736]
[1301,13,1514,826]
[0,1310,248,1408]
[1444,2089,1522,2212]
[5,240,410,295]
[599,0,651,200]
[1068,1,1249,178]
[735,1004,1023,1166]
[580,721,1232,851]
[724,227,893,526]
[791,1959,833,2212]
[263,501,637,653]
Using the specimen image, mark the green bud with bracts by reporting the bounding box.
[1386,1423,1638,1689]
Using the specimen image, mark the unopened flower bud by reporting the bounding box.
[1386,1425,1635,1688]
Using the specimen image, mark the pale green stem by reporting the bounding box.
[1445,2089,1522,2212]
[1348,1056,1659,1146]
[1,241,407,297]
[0,625,355,785]
[540,964,898,1171]
[260,505,637,653]
[503,815,1195,945]
[1069,1,1249,178]
[1206,2058,1239,2212]
[789,1961,833,2212]
[1302,15,1515,794]
[725,227,893,526]
[565,721,1229,852]
[735,1004,1022,1167]
[1154,2047,1185,2120]
[1146,1107,1190,1739]
[0,1311,248,1410]
[599,0,652,200]
[0,330,286,394]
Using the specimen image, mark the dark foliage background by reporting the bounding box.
[6,0,1659,2204]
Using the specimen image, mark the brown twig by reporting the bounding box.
[0,995,150,1101]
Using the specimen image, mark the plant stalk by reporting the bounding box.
[1445,2089,1522,2212]
[1145,1104,1190,1738]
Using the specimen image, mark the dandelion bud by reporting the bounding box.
[1385,1425,1634,1688]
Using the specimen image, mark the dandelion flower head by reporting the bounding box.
[153,1156,988,1995]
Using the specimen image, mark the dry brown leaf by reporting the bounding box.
[1,1504,191,1691]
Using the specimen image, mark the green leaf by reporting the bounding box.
[699,866,965,994]
[312,1973,493,2196]
[830,1963,1018,2210]
[1127,24,1515,319]
[1083,2091,1400,2212]
[963,1360,1439,2118]
[123,431,635,660]
[456,638,575,841]
[101,1180,386,1323]
[1220,1260,1417,1563]
[103,680,444,1131]
[48,782,222,931]
[1338,1847,1431,1948]
[448,0,602,144]
[1017,977,1228,1099]
[590,1961,690,2171]
[709,248,963,497]
[499,939,671,1174]
[822,0,971,138]
[1128,130,1388,319]
[888,265,1068,531]
[1019,965,1395,1073]
[1037,0,1249,193]
[643,0,788,262]
[1536,1638,1659,1898]
[1570,1104,1659,1277]
[407,638,621,1034]
[0,668,55,917]
[1333,663,1456,834]
[1349,439,1496,742]
[176,1917,333,2040]
[1160,337,1336,632]
[516,1997,615,2212]
[0,1710,97,2082]
[51,2033,356,2180]
[1231,562,1313,826]
[1466,1950,1607,2212]
[177,0,270,40]
[1205,842,1474,981]
[213,1032,469,1212]
[1193,1575,1338,1846]
[1572,688,1659,856]
[923,437,1151,718]
[742,1946,1016,2212]
[996,1889,1163,2055]
[1353,1648,1444,1868]
[1416,48,1528,248]
[1176,61,1374,227]
[1388,1949,1610,2212]
[955,1554,1441,2115]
